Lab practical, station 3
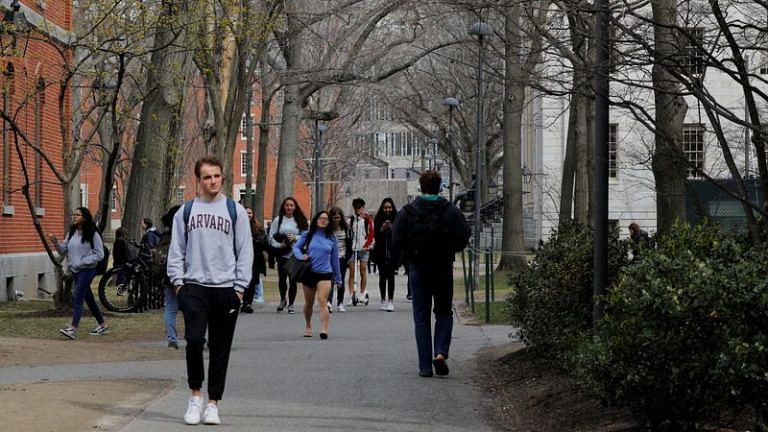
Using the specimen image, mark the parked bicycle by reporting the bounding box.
[98,240,165,312]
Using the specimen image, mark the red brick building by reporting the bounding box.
[0,0,73,301]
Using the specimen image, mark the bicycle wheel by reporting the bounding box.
[98,266,145,312]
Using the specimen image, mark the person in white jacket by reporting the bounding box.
[167,156,253,426]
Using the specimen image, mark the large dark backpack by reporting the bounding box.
[403,202,452,263]
[152,231,172,276]
[96,244,110,275]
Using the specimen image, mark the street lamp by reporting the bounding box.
[443,97,459,202]
[314,123,327,213]
[304,110,338,213]
[468,20,491,297]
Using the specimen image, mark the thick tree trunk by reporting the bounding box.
[651,0,688,233]
[273,80,303,213]
[123,0,190,240]
[574,90,590,224]
[498,5,528,271]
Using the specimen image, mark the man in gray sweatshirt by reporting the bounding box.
[167,156,253,425]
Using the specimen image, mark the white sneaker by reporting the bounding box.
[184,396,203,425]
[336,303,346,312]
[254,296,265,308]
[203,402,221,425]
[363,292,370,305]
[386,301,394,312]
[379,300,387,311]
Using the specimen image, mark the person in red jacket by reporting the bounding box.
[347,198,374,306]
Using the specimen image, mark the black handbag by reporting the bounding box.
[285,255,310,282]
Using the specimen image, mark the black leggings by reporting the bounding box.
[378,261,396,301]
[328,257,347,306]
[277,256,298,305]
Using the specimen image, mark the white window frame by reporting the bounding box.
[110,185,117,212]
[80,183,88,207]
[683,124,705,178]
[608,124,618,179]
[240,151,249,177]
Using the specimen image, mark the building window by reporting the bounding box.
[682,27,706,75]
[175,187,185,203]
[110,186,117,212]
[608,124,618,179]
[760,58,768,75]
[683,124,705,178]
[240,151,249,177]
[2,63,14,209]
[240,115,251,140]
[80,183,88,207]
[34,77,45,210]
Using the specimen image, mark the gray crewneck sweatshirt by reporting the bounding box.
[166,195,254,292]
[54,230,104,273]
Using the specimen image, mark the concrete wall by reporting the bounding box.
[0,252,57,301]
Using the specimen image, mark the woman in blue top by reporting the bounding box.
[46,207,109,339]
[293,211,342,339]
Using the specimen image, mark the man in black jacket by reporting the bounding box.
[392,170,470,378]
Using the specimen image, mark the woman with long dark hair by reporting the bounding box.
[328,206,351,312]
[268,197,309,313]
[293,211,341,339]
[372,198,400,312]
[47,207,109,339]
[242,206,268,313]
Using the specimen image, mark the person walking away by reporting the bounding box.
[112,227,131,286]
[392,170,470,378]
[628,222,651,263]
[328,206,351,312]
[140,217,160,263]
[242,206,268,312]
[157,205,181,349]
[167,156,253,425]
[348,198,374,305]
[294,211,342,339]
[268,197,308,314]
[47,207,110,339]
[373,198,400,312]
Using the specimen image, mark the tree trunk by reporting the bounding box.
[255,75,274,222]
[498,5,529,271]
[560,103,576,224]
[574,90,590,224]
[123,0,190,240]
[273,79,303,212]
[651,0,688,233]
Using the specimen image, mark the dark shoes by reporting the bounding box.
[276,299,287,312]
[433,356,449,376]
[319,332,328,340]
[419,370,433,378]
[241,304,254,314]
[168,341,179,349]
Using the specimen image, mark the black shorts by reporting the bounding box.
[302,271,332,288]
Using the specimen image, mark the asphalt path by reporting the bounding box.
[0,273,512,431]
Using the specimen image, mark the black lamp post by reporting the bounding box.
[443,97,459,202]
[468,20,491,294]
[304,110,338,213]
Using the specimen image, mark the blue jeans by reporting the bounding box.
[164,285,179,343]
[71,267,104,328]
[254,277,264,300]
[409,262,454,373]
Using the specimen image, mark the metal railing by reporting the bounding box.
[461,247,496,323]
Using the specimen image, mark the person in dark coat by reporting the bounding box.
[392,170,470,378]
[242,206,268,313]
[372,197,400,312]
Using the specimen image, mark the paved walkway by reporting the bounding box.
[0,273,512,431]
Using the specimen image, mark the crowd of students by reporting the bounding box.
[48,156,468,425]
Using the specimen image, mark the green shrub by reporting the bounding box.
[507,222,629,360]
[578,223,768,430]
